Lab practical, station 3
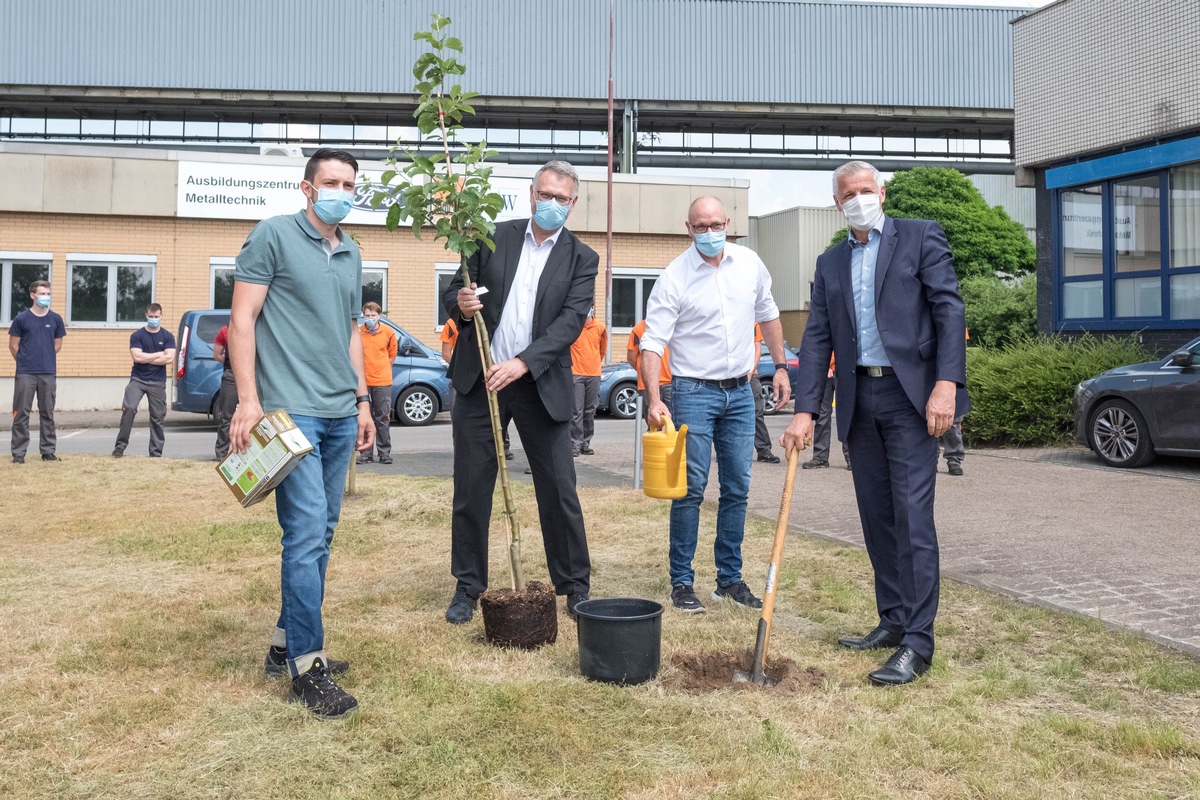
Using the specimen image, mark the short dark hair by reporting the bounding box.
[146,303,163,314]
[29,279,50,294]
[305,148,359,183]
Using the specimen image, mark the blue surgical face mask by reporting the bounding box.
[35,294,51,308]
[693,230,726,258]
[533,197,570,231]
[364,317,379,330]
[312,186,354,224]
[146,317,161,327]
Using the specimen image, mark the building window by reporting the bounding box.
[1054,162,1200,327]
[210,257,235,309]
[611,269,661,329]
[435,263,459,327]
[2,253,51,323]
[211,258,386,312]
[66,254,155,325]
[363,261,388,311]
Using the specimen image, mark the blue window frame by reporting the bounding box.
[1050,136,1200,330]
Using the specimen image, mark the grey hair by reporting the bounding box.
[831,161,884,194]
[534,160,580,196]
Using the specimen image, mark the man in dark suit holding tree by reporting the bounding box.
[442,160,597,625]
[783,160,968,686]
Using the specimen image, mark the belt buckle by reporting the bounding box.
[866,366,884,378]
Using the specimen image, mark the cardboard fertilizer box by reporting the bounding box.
[216,410,313,507]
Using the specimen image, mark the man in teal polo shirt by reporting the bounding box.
[228,148,375,718]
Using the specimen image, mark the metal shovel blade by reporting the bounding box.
[732,665,777,687]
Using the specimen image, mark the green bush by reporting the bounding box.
[964,335,1154,447]
[960,273,1037,349]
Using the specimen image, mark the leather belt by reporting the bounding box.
[678,375,749,389]
[856,365,896,377]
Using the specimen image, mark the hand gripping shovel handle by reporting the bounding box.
[748,446,800,685]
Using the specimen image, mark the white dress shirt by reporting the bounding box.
[640,241,780,380]
[491,221,563,363]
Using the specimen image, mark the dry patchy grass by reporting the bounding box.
[2,456,1199,799]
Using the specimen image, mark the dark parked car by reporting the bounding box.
[598,341,799,420]
[173,310,450,426]
[1073,335,1200,468]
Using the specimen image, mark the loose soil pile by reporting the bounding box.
[480,579,558,649]
[663,649,827,694]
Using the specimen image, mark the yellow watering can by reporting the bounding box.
[643,415,688,499]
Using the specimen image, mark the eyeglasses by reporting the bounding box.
[690,221,727,233]
[535,190,575,206]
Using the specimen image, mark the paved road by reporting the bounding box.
[8,407,1200,658]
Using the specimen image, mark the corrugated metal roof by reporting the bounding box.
[1,0,1019,110]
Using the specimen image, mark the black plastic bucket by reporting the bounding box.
[575,598,664,685]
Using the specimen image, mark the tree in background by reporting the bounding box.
[825,167,1036,347]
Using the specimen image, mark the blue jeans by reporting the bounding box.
[273,414,357,677]
[668,378,754,588]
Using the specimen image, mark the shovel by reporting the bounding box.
[734,446,800,687]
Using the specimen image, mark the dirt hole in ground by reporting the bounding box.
[662,649,827,694]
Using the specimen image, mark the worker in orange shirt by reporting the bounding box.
[439,318,459,414]
[805,352,851,470]
[569,304,607,456]
[627,318,671,426]
[750,323,780,463]
[358,301,398,464]
[938,328,970,476]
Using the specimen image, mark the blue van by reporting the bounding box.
[172,310,451,425]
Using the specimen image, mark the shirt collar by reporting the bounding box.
[294,209,345,250]
[847,214,886,248]
[524,219,564,249]
[688,242,731,269]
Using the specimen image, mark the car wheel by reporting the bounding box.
[609,382,640,420]
[1089,399,1155,468]
[396,385,438,426]
[760,382,777,414]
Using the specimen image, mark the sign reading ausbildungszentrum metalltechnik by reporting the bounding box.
[177,161,527,225]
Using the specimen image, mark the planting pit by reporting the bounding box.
[662,649,827,694]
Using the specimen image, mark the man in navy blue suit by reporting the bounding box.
[783,160,968,686]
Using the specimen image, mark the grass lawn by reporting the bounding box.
[3,455,1199,799]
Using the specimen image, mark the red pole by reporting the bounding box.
[605,0,614,364]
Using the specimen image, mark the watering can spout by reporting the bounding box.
[643,414,688,500]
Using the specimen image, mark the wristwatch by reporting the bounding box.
[355,394,370,406]
[774,363,789,372]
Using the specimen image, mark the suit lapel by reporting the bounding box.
[534,231,571,313]
[495,220,523,314]
[835,241,857,328]
[874,217,899,307]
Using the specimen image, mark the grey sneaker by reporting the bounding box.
[712,580,763,609]
[288,657,358,718]
[670,584,706,613]
[264,646,349,678]
[111,449,123,458]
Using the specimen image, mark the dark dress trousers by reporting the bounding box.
[443,218,599,598]
[794,216,968,661]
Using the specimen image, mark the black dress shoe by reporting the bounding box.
[566,591,589,620]
[445,588,477,624]
[837,626,904,651]
[868,646,930,686]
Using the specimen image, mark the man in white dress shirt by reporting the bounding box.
[640,196,791,613]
